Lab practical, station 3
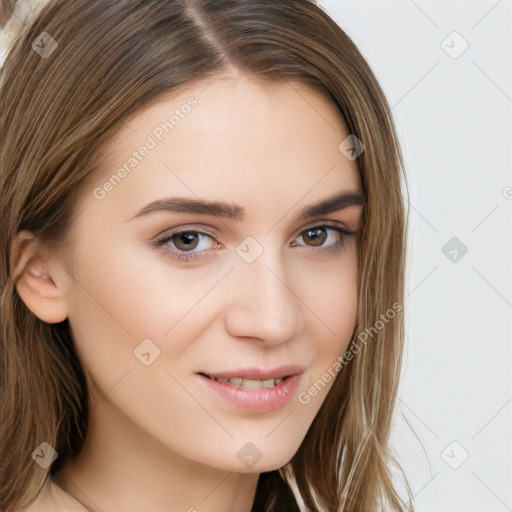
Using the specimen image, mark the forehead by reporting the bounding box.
[82,73,361,223]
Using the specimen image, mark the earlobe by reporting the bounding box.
[11,231,69,324]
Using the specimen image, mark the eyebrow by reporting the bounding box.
[128,190,363,223]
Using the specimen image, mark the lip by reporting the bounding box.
[196,365,305,413]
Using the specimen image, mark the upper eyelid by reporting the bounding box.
[156,219,351,239]
[153,224,216,240]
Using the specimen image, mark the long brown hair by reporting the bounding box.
[0,1,414,510]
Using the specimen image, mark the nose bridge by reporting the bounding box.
[224,242,304,343]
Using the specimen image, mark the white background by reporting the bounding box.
[322,1,512,510]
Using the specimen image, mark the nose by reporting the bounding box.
[224,249,305,345]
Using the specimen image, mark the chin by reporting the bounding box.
[208,440,303,475]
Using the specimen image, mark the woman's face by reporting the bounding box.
[44,73,363,473]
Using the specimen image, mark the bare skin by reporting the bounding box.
[14,70,363,512]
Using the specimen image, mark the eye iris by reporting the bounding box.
[304,228,326,246]
[174,232,199,251]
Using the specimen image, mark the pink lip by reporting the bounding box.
[196,365,305,413]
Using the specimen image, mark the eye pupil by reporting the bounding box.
[304,228,326,246]
[174,232,199,251]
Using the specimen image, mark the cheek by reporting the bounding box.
[314,271,357,337]
[295,249,358,335]
[65,238,232,368]
[291,251,358,388]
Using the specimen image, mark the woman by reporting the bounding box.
[0,1,413,510]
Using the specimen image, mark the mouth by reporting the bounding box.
[195,365,305,412]
[198,373,289,390]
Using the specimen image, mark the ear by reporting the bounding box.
[10,230,69,323]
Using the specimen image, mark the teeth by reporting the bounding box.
[242,378,262,390]
[212,376,286,389]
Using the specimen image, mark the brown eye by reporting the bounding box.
[293,224,352,253]
[173,232,200,251]
[153,229,218,261]
[302,227,327,246]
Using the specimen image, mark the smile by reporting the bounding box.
[196,366,305,413]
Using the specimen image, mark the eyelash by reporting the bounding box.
[151,222,353,263]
